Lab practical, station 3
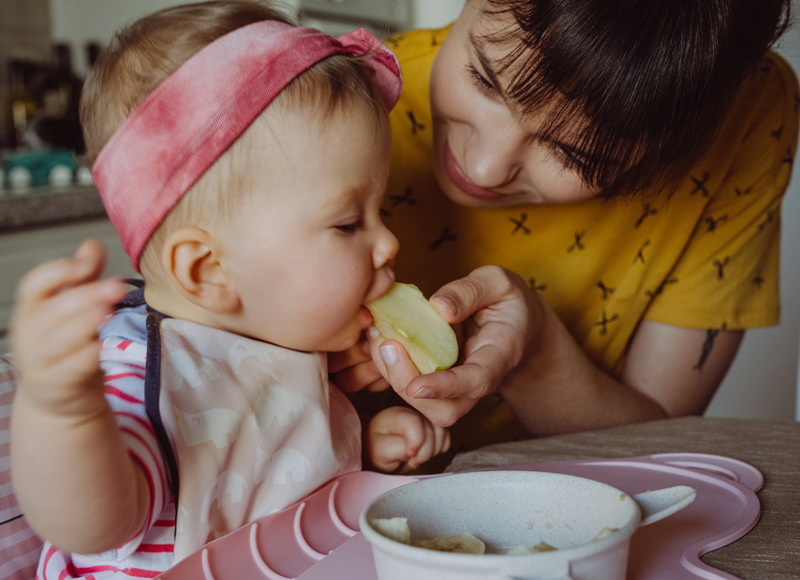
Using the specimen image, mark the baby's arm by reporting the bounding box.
[10,240,149,554]
[366,406,450,473]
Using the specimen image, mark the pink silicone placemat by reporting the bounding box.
[156,453,762,580]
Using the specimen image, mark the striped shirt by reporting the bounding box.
[36,306,176,579]
[1,354,43,580]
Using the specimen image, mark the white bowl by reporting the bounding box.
[360,470,695,580]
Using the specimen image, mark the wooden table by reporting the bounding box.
[446,416,800,580]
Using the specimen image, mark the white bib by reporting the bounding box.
[154,318,361,562]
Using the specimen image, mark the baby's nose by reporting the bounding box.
[373,224,399,270]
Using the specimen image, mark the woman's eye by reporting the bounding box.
[553,146,577,167]
[553,145,586,173]
[550,145,599,186]
[335,221,365,234]
[466,64,496,95]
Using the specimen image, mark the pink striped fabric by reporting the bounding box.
[32,331,176,579]
[0,324,176,579]
[0,354,43,580]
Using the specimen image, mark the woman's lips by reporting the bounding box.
[443,143,504,201]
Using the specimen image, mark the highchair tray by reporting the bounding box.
[155,453,762,580]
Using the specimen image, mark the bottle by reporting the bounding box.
[86,42,101,69]
[7,59,37,149]
[29,43,85,152]
[36,44,81,118]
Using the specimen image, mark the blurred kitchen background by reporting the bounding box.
[1,0,799,421]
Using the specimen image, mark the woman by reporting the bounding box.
[331,0,798,452]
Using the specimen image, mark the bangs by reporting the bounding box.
[477,27,642,194]
[477,0,775,198]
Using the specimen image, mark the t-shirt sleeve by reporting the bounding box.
[646,53,800,330]
[93,336,170,560]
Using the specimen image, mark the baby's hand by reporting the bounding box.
[366,406,450,473]
[11,240,128,416]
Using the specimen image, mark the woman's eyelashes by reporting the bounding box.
[465,60,598,186]
[546,141,594,178]
[552,145,582,171]
[466,64,497,96]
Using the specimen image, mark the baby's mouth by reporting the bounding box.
[365,266,396,306]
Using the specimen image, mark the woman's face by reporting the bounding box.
[430,0,601,207]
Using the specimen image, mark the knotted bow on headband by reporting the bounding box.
[92,21,402,272]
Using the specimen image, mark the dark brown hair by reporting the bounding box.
[478,0,793,198]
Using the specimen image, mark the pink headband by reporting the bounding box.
[92,21,402,272]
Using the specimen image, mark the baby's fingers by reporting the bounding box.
[401,419,437,471]
[12,278,127,381]
[15,240,109,314]
[46,279,124,340]
[368,434,407,473]
[433,424,451,456]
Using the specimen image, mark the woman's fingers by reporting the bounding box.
[330,359,385,393]
[429,265,520,324]
[329,333,390,393]
[327,335,370,373]
[368,336,421,394]
[359,266,540,428]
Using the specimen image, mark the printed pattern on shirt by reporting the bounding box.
[385,27,799,377]
[0,354,44,580]
[382,27,799,451]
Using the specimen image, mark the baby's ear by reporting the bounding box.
[163,227,240,314]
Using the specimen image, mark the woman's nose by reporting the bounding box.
[462,118,525,189]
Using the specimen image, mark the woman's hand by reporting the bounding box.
[329,334,389,394]
[366,265,539,427]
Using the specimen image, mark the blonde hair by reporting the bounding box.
[80,0,387,281]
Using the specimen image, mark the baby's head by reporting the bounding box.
[82,0,401,351]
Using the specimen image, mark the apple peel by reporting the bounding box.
[367,282,458,374]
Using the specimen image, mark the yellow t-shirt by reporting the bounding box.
[382,27,799,449]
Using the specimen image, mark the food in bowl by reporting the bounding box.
[508,541,558,554]
[360,471,695,580]
[415,534,486,554]
[371,517,411,545]
[371,517,486,554]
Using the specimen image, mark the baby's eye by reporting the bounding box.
[335,221,365,234]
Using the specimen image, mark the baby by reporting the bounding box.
[9,1,449,577]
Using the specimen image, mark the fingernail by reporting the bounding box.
[431,294,457,318]
[380,345,397,365]
[411,388,434,399]
[368,326,381,339]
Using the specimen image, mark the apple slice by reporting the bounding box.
[367,282,458,374]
